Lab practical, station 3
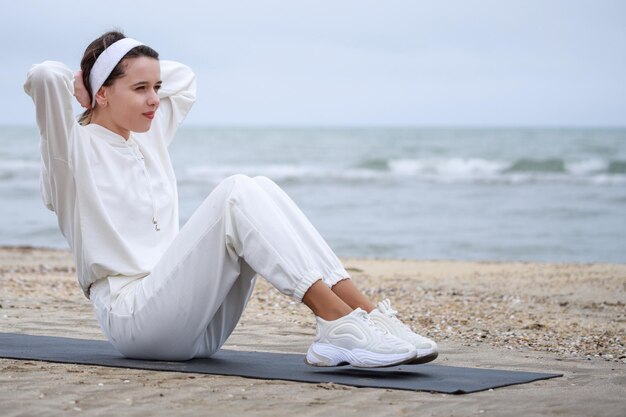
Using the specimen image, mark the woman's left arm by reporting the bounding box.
[151,60,197,146]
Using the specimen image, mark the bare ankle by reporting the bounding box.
[302,280,353,320]
[330,279,376,312]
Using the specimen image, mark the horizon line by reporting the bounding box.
[2,123,625,130]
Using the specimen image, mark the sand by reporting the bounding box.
[1,246,625,416]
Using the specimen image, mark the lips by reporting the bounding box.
[143,111,155,120]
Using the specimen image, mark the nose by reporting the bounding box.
[148,89,160,108]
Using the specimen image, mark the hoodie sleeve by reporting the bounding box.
[150,60,197,146]
[23,61,77,212]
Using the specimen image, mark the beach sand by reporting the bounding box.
[1,247,624,416]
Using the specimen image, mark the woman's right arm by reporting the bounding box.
[23,61,77,212]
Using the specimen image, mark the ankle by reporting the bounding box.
[330,279,376,312]
[302,280,353,320]
[316,305,352,321]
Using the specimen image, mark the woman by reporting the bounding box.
[24,31,438,368]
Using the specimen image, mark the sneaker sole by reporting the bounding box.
[406,350,438,365]
[305,342,417,368]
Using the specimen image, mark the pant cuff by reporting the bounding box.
[324,267,351,288]
[293,270,324,302]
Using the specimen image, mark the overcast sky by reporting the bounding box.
[2,0,625,127]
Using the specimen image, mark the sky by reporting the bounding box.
[2,0,625,127]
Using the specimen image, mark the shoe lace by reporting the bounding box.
[357,309,387,335]
[380,299,413,332]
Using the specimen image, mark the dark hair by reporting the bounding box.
[78,31,159,125]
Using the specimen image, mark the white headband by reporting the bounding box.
[89,37,144,107]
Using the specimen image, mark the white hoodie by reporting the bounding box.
[24,60,196,298]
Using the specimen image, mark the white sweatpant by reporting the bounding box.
[90,175,350,360]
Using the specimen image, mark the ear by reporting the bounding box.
[95,87,108,107]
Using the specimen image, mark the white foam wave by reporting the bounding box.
[0,159,40,171]
[590,174,626,185]
[566,159,607,175]
[178,158,626,186]
[5,157,620,188]
[388,158,507,180]
[388,158,626,185]
[181,164,380,183]
[0,159,40,180]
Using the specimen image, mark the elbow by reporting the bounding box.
[24,61,71,95]
[158,61,197,98]
[27,61,59,82]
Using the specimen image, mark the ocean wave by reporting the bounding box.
[181,164,380,183]
[178,157,626,185]
[608,160,626,174]
[3,157,624,187]
[387,158,507,178]
[0,159,40,180]
[506,158,566,173]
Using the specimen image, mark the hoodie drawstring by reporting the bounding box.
[128,140,160,232]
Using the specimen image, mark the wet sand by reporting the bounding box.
[1,247,625,416]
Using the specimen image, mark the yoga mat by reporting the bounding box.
[0,333,561,394]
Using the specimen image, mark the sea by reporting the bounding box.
[1,126,625,263]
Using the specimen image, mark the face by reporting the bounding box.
[94,57,161,139]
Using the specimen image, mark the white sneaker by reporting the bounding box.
[370,299,439,364]
[305,308,418,368]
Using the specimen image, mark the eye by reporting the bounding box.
[154,85,161,92]
[135,86,146,91]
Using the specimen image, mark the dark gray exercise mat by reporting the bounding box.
[0,333,561,394]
